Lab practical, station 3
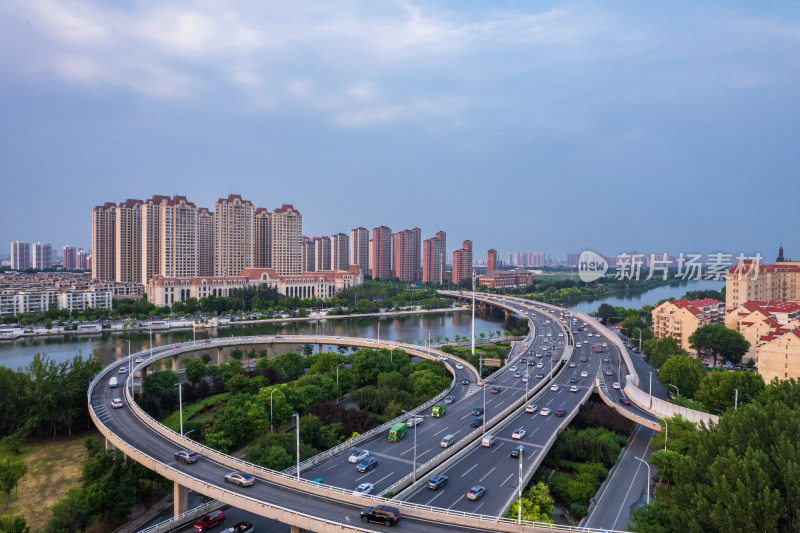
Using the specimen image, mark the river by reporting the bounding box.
[566,279,725,314]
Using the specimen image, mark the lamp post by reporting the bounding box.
[518,448,523,524]
[668,383,679,397]
[482,378,487,435]
[149,322,153,357]
[733,388,738,410]
[471,271,476,358]
[128,339,132,375]
[175,382,184,436]
[270,388,278,433]
[658,417,668,450]
[648,371,653,409]
[336,363,346,394]
[293,413,300,481]
[634,455,652,505]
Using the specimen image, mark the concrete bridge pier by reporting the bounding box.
[174,481,189,517]
[319,344,323,353]
[290,527,307,533]
[172,355,179,372]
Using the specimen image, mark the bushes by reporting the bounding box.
[550,427,625,468]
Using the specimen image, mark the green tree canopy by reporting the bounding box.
[657,354,705,398]
[694,370,765,414]
[641,336,689,369]
[689,323,750,366]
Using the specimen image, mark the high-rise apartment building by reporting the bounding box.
[141,196,165,285]
[198,208,214,276]
[92,202,116,280]
[350,227,369,275]
[214,194,255,277]
[271,205,302,275]
[726,260,800,310]
[114,199,142,283]
[32,242,54,270]
[10,241,31,271]
[370,226,392,280]
[487,249,497,275]
[331,233,349,271]
[161,196,198,278]
[63,245,77,270]
[254,208,271,269]
[302,238,315,272]
[393,229,421,282]
[452,240,473,284]
[77,249,91,271]
[423,236,444,283]
[435,231,447,267]
[315,236,331,272]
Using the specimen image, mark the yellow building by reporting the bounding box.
[726,261,800,310]
[651,298,724,354]
[756,329,800,382]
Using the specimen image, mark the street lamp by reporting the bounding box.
[667,383,679,398]
[270,388,279,433]
[336,363,346,394]
[634,455,652,505]
[733,388,738,410]
[658,417,668,450]
[175,382,184,436]
[648,371,653,409]
[518,447,524,524]
[293,413,300,481]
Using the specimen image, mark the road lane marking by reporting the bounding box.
[501,473,514,487]
[425,489,447,506]
[461,463,479,477]
[479,466,496,482]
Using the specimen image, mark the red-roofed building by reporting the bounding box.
[651,298,724,354]
[756,327,800,382]
[726,260,800,310]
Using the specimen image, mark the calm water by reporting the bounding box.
[566,280,725,314]
[0,311,512,370]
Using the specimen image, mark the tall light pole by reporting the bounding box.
[668,383,679,398]
[270,388,278,433]
[149,322,153,357]
[634,455,652,505]
[658,417,668,450]
[128,339,132,375]
[336,363,346,393]
[175,382,184,436]
[648,371,653,409]
[733,388,739,410]
[482,378,487,435]
[518,449,523,524]
[293,413,300,481]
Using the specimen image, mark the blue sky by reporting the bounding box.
[1,0,798,262]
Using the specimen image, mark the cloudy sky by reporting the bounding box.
[1,0,798,262]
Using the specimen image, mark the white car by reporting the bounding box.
[134,357,144,363]
[512,428,526,439]
[558,333,564,337]
[438,355,448,361]
[525,404,537,413]
[602,343,608,347]
[407,417,424,427]
[522,376,529,383]
[111,398,124,409]
[576,343,582,348]
[570,386,579,393]
[581,371,589,378]
[348,450,369,464]
[540,407,552,416]
[550,384,560,392]
[353,482,374,496]
[118,367,127,373]
[456,363,464,369]
[587,333,593,337]
[510,365,518,372]
[612,382,621,389]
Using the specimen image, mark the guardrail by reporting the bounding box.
[623,381,718,426]
[137,500,224,533]
[594,378,661,431]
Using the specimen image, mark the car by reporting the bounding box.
[525,404,538,413]
[349,450,369,464]
[536,353,542,358]
[471,417,483,427]
[620,397,632,405]
[118,366,127,373]
[510,365,518,372]
[174,450,199,464]
[428,474,448,490]
[570,385,579,393]
[536,362,544,368]
[572,329,578,333]
[520,357,527,363]
[472,406,484,416]
[456,363,464,369]
[111,398,124,409]
[558,332,564,337]
[490,386,500,394]
[587,333,593,337]
[509,445,524,458]
[605,370,613,376]
[224,472,255,487]
[576,343,582,348]
[569,362,576,368]
[194,510,226,531]
[602,343,608,347]
[354,482,374,496]
[407,417,424,427]
[612,382,621,389]
[438,355,447,361]
[603,357,610,362]
[555,409,567,417]
[569,377,578,383]
[310,478,324,485]
[134,356,143,363]
[580,371,589,378]
[536,372,544,379]
[360,505,401,526]
[580,356,588,362]
[222,521,253,533]
[444,395,456,404]
[540,407,552,416]
[512,428,526,439]
[462,377,469,385]
[522,375,529,383]
[357,457,378,472]
[552,357,559,362]
[550,384,560,391]
[466,486,487,501]
[514,371,521,378]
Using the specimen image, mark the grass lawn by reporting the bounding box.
[532,274,577,282]
[160,392,230,432]
[0,430,102,531]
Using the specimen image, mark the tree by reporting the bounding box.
[300,344,314,357]
[689,324,750,366]
[182,358,207,385]
[597,303,617,324]
[0,457,26,508]
[641,336,689,369]
[694,370,765,414]
[45,487,98,533]
[0,515,29,533]
[650,449,683,486]
[657,354,705,398]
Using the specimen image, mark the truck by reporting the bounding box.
[431,404,447,418]
[388,422,408,442]
[592,344,603,353]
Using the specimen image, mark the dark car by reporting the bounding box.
[462,378,469,385]
[472,406,484,416]
[194,510,225,531]
[569,377,578,383]
[357,457,378,473]
[361,505,401,526]
[580,356,588,362]
[174,450,199,464]
[536,372,544,379]
[428,474,448,490]
[555,409,567,417]
[509,445,524,458]
[490,386,500,394]
[605,370,613,376]
[620,397,632,405]
[520,357,527,363]
[225,522,254,533]
[471,417,483,427]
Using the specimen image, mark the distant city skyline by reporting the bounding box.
[2,2,799,257]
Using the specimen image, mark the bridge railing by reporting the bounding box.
[623,380,718,426]
[593,377,661,431]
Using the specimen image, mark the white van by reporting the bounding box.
[109,377,118,388]
[481,435,497,448]
[440,434,456,448]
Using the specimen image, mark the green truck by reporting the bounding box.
[431,404,447,418]
[388,422,408,442]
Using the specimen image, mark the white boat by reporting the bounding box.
[76,324,102,334]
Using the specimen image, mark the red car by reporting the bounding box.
[194,510,225,531]
[620,397,632,405]
[555,409,567,417]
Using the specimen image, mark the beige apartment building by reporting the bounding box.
[160,196,198,279]
[302,239,316,273]
[314,236,331,272]
[254,208,271,269]
[198,208,214,276]
[92,202,116,281]
[214,194,255,277]
[331,233,349,271]
[651,298,725,354]
[757,329,800,382]
[726,261,800,310]
[115,199,142,283]
[350,227,369,275]
[725,300,800,371]
[422,236,444,283]
[271,204,302,275]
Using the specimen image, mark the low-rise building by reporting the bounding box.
[756,328,800,382]
[478,270,533,289]
[724,300,800,373]
[651,298,725,354]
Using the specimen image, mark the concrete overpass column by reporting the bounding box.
[171,355,178,372]
[290,527,306,533]
[318,344,323,353]
[140,365,147,390]
[216,347,223,365]
[173,482,189,517]
[105,438,115,451]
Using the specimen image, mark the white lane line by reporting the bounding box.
[491,441,505,453]
[501,473,514,487]
[479,466,496,482]
[461,463,479,477]
[425,489,447,506]
[369,471,397,488]
[432,427,449,437]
